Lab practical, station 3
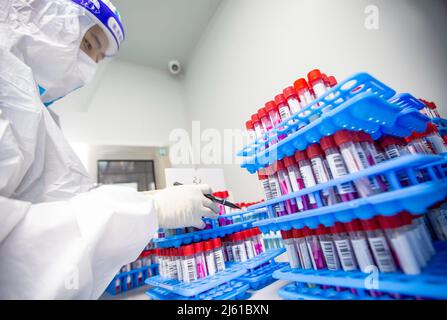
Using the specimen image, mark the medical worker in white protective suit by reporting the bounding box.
[0,0,219,299]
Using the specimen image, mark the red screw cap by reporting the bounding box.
[265,101,278,113]
[275,94,287,106]
[334,130,354,147]
[306,144,324,159]
[283,86,298,100]
[320,135,337,152]
[294,78,310,92]
[307,69,323,85]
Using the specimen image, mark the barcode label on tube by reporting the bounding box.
[368,236,396,273]
[214,250,226,272]
[321,241,340,270]
[182,258,197,282]
[335,239,357,271]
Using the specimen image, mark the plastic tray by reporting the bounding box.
[153,220,256,248]
[273,242,447,300]
[238,73,429,173]
[105,264,159,296]
[146,281,250,301]
[228,248,286,271]
[145,265,248,297]
[277,283,407,300]
[238,262,288,290]
[251,155,447,233]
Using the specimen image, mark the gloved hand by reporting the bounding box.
[149,184,220,229]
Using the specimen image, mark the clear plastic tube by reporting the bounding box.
[243,230,255,260]
[320,136,358,202]
[231,232,248,262]
[316,225,341,271]
[181,245,198,283]
[283,156,310,211]
[282,230,301,269]
[361,218,397,273]
[204,240,216,276]
[303,227,326,270]
[212,238,226,272]
[308,69,331,113]
[293,229,313,270]
[276,160,298,214]
[345,220,375,273]
[307,144,338,206]
[194,242,208,279]
[330,223,358,272]
[295,151,321,208]
[266,165,287,217]
[334,130,377,197]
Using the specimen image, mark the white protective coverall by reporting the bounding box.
[0,0,217,299]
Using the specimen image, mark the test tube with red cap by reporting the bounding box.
[181,244,198,282]
[258,107,278,146]
[212,238,226,272]
[303,227,326,270]
[283,156,310,211]
[308,69,332,114]
[251,114,265,140]
[320,135,357,202]
[283,86,302,115]
[204,240,216,276]
[333,130,377,197]
[194,242,208,279]
[245,120,256,144]
[265,163,288,217]
[294,150,322,208]
[316,225,341,271]
[281,230,301,269]
[253,228,265,254]
[294,78,318,122]
[276,160,299,214]
[330,222,358,272]
[377,215,421,275]
[293,229,313,270]
[424,123,447,154]
[344,219,375,273]
[275,94,293,123]
[231,232,248,262]
[266,100,287,140]
[223,235,234,262]
[405,130,434,155]
[243,230,256,260]
[306,144,338,206]
[361,218,397,273]
[409,213,436,258]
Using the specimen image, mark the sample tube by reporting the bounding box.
[308,69,331,113]
[245,120,256,144]
[330,222,358,272]
[345,219,375,273]
[294,150,321,208]
[282,230,301,269]
[258,107,277,146]
[194,242,208,279]
[276,160,299,214]
[361,218,397,273]
[334,130,377,197]
[242,230,255,260]
[173,248,183,281]
[181,245,198,283]
[253,228,265,254]
[307,144,338,206]
[424,123,447,154]
[294,78,317,122]
[204,240,217,276]
[398,213,433,265]
[223,235,234,262]
[275,94,293,122]
[266,100,283,127]
[283,156,309,211]
[232,232,248,262]
[212,238,226,272]
[316,225,341,271]
[265,164,287,217]
[377,215,421,275]
[293,229,313,270]
[320,135,357,202]
[283,86,302,115]
[303,227,326,270]
[251,114,264,139]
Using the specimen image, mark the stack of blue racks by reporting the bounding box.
[237,72,447,300]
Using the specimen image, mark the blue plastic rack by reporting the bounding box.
[238,262,288,290]
[273,242,447,300]
[146,281,250,301]
[238,73,429,173]
[106,264,159,296]
[277,283,409,300]
[153,209,268,248]
[249,154,447,233]
[145,265,247,297]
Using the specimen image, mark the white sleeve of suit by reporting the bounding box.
[0,115,158,299]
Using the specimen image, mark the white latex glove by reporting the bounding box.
[148,184,220,229]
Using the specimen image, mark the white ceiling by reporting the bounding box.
[113,0,222,70]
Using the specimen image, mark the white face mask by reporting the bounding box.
[78,50,98,85]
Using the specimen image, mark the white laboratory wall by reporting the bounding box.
[184,0,447,201]
[54,59,188,147]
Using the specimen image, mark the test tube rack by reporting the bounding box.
[144,249,285,300]
[273,242,447,300]
[153,208,268,248]
[105,264,159,296]
[251,154,447,233]
[238,72,430,173]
